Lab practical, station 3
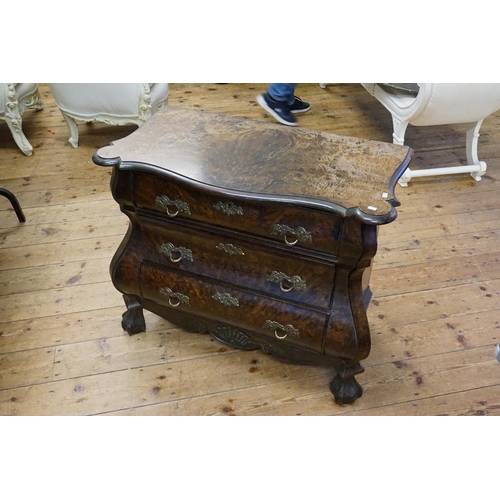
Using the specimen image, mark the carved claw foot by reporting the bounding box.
[121,295,146,335]
[330,374,363,405]
[330,360,364,405]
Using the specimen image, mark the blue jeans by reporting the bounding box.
[268,84,297,105]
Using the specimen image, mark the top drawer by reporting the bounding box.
[127,171,343,257]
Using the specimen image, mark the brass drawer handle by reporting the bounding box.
[156,195,191,218]
[160,242,193,263]
[159,287,191,308]
[271,224,312,246]
[264,320,300,340]
[267,271,307,293]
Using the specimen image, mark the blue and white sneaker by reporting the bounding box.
[256,92,297,126]
[289,95,311,114]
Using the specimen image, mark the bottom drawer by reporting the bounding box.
[139,262,327,352]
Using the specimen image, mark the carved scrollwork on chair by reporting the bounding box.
[0,83,43,156]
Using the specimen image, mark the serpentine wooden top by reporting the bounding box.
[94,106,412,222]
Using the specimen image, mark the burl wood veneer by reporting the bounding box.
[93,106,412,405]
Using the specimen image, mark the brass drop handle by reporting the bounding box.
[267,271,307,293]
[169,252,182,263]
[168,296,181,307]
[280,278,295,292]
[166,206,179,218]
[159,287,191,308]
[271,224,312,246]
[264,320,300,340]
[275,329,288,340]
[156,195,191,218]
[160,243,193,263]
[284,234,299,246]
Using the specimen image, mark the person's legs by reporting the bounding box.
[257,84,310,126]
[268,84,297,105]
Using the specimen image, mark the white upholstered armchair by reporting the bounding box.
[0,83,43,156]
[361,83,500,187]
[47,83,169,147]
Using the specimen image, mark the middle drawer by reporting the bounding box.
[135,216,336,310]
[139,261,327,352]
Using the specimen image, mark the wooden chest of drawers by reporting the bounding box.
[93,106,412,405]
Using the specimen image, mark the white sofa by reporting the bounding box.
[47,83,169,147]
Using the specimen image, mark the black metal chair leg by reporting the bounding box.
[0,188,26,222]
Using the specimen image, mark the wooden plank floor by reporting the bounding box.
[1,83,500,416]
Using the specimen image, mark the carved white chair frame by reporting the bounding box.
[0,83,43,156]
[48,83,169,148]
[360,83,500,187]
